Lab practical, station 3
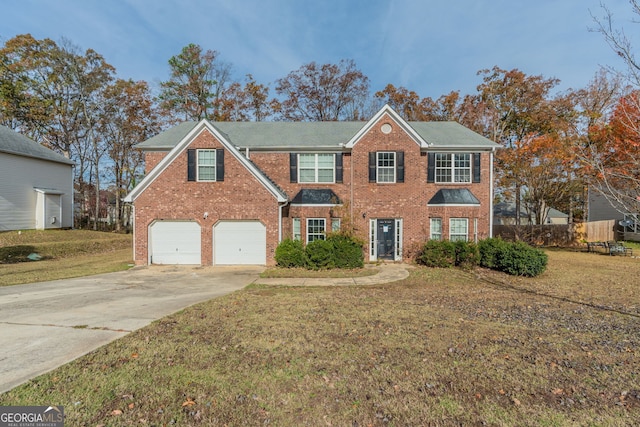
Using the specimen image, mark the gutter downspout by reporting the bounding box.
[278,201,289,243]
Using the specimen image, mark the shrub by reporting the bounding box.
[305,239,335,270]
[327,233,364,268]
[478,237,509,269]
[417,240,456,268]
[274,238,306,268]
[454,240,479,269]
[497,241,548,277]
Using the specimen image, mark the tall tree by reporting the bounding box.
[274,59,369,121]
[476,66,575,225]
[101,79,160,230]
[220,74,272,121]
[583,92,640,217]
[589,1,640,217]
[158,43,231,121]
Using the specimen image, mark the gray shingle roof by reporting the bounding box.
[291,189,342,205]
[135,120,499,151]
[0,125,74,165]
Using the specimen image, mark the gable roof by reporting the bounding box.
[0,125,74,165]
[134,105,499,152]
[124,120,287,203]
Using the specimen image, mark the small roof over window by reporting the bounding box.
[291,189,342,205]
[428,189,480,206]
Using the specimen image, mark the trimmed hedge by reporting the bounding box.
[417,237,547,277]
[275,233,364,270]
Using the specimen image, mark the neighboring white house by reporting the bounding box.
[0,126,74,231]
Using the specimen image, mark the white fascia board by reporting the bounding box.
[344,104,429,149]
[124,120,287,203]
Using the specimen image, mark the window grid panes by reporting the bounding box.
[450,218,468,242]
[198,150,216,181]
[377,152,395,183]
[307,218,326,242]
[299,154,334,183]
[435,153,471,183]
[430,218,442,240]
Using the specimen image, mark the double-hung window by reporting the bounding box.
[435,153,471,183]
[430,218,442,240]
[449,218,468,241]
[307,218,326,242]
[299,154,335,183]
[377,152,396,183]
[198,149,216,181]
[292,218,301,240]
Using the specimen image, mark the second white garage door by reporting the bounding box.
[214,221,266,265]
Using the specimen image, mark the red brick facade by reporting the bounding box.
[126,107,497,266]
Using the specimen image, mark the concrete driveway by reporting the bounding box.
[0,265,262,394]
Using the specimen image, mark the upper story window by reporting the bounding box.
[368,151,404,183]
[187,148,224,182]
[435,153,471,183]
[427,152,480,184]
[299,153,335,183]
[290,153,342,183]
[377,152,396,183]
[197,149,217,181]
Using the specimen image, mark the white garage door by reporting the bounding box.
[214,221,266,265]
[150,221,201,264]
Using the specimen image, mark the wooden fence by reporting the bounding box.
[493,220,618,246]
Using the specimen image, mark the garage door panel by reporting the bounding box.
[214,221,266,265]
[150,221,201,264]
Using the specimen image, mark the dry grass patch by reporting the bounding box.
[0,229,132,286]
[1,250,639,426]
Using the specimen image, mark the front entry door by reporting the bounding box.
[377,219,395,260]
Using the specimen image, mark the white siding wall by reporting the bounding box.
[0,152,73,230]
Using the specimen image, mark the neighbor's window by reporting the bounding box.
[435,153,471,183]
[307,218,326,242]
[197,149,216,181]
[449,218,468,241]
[299,153,335,183]
[430,218,442,240]
[377,152,396,183]
[292,218,301,240]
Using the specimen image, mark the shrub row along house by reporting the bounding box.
[124,105,500,265]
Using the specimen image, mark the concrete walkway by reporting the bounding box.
[253,263,411,286]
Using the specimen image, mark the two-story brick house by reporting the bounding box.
[124,105,499,265]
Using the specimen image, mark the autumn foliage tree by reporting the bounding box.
[274,59,369,121]
[582,92,640,216]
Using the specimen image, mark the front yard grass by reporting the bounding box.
[1,250,639,425]
[0,229,132,286]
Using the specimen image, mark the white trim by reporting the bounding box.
[489,148,495,237]
[344,104,429,149]
[394,218,403,261]
[427,203,481,207]
[124,120,287,203]
[297,153,336,184]
[306,218,326,243]
[369,219,377,261]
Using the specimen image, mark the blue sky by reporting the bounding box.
[1,0,635,100]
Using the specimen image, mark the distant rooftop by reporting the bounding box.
[0,125,74,165]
